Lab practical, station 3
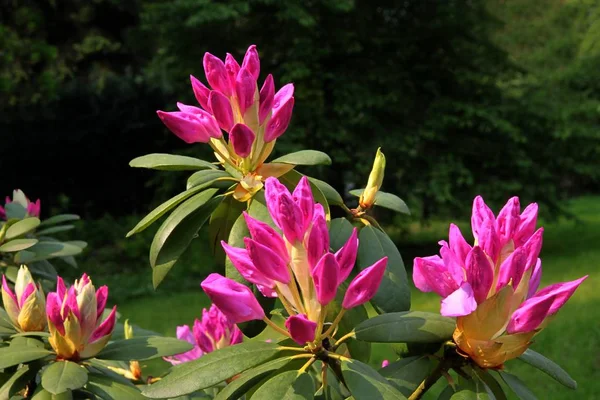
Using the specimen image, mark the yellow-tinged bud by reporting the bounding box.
[359,147,386,209]
[233,173,264,202]
[1,266,46,332]
[124,319,134,340]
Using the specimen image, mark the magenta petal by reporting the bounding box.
[201,273,265,323]
[440,282,477,317]
[471,196,495,239]
[209,91,234,132]
[256,284,277,298]
[530,275,588,315]
[264,97,294,142]
[306,214,329,271]
[495,197,521,247]
[190,75,211,112]
[311,253,340,305]
[56,276,66,301]
[259,74,275,124]
[0,206,5,220]
[2,275,17,304]
[496,247,528,292]
[292,177,314,233]
[285,314,316,345]
[96,286,109,320]
[273,83,294,111]
[203,52,231,96]
[335,228,358,284]
[412,255,459,297]
[448,224,471,264]
[526,259,542,299]
[221,241,274,288]
[522,228,544,270]
[477,218,500,262]
[241,45,260,81]
[244,238,290,284]
[225,53,241,93]
[18,283,36,308]
[264,177,291,231]
[514,203,538,247]
[89,306,116,343]
[465,246,493,303]
[235,68,257,116]
[46,292,65,335]
[506,294,554,334]
[164,324,204,365]
[157,111,211,143]
[342,257,387,309]
[65,287,80,322]
[243,212,288,263]
[229,123,255,158]
[439,241,466,287]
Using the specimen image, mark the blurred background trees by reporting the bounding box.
[2,0,599,220]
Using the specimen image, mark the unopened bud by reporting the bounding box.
[359,147,385,209]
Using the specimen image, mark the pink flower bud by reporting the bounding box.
[448,224,471,264]
[335,228,359,284]
[496,197,521,248]
[496,247,527,292]
[177,103,223,139]
[27,199,41,218]
[471,195,494,239]
[201,273,265,323]
[264,177,304,243]
[203,52,231,96]
[243,212,288,263]
[412,255,459,298]
[244,238,290,284]
[440,282,477,317]
[342,257,388,309]
[311,253,340,305]
[190,75,211,112]
[526,259,542,299]
[465,246,494,303]
[514,203,538,247]
[292,177,314,234]
[259,74,274,124]
[285,314,316,345]
[241,45,260,80]
[164,325,204,365]
[477,218,500,262]
[209,91,234,132]
[225,53,241,93]
[264,97,294,142]
[306,214,329,271]
[221,241,275,289]
[273,84,294,111]
[229,123,255,158]
[157,110,213,143]
[381,360,390,368]
[235,68,257,116]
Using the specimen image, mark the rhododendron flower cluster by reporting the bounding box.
[157,45,295,201]
[0,189,40,219]
[414,196,587,368]
[46,274,117,360]
[201,176,387,346]
[164,304,242,365]
[1,266,46,332]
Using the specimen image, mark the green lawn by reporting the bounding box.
[119,196,600,399]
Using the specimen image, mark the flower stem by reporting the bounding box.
[314,304,327,341]
[332,330,354,349]
[286,269,307,315]
[408,358,451,400]
[322,309,346,338]
[275,287,298,316]
[298,356,317,373]
[278,346,310,353]
[262,317,291,338]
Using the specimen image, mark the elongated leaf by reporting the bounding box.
[341,358,407,399]
[279,170,330,219]
[309,177,344,206]
[329,218,354,251]
[517,349,577,389]
[0,238,38,253]
[449,377,491,399]
[149,190,221,288]
[14,241,82,262]
[208,195,246,263]
[127,185,215,237]
[497,371,537,400]
[31,388,73,399]
[141,342,281,398]
[41,361,88,394]
[5,217,40,240]
[39,214,80,227]
[85,373,146,399]
[473,369,507,400]
[186,169,232,190]
[4,202,26,219]
[272,150,331,166]
[0,345,52,369]
[215,357,292,400]
[28,260,58,280]
[35,225,75,236]
[349,189,409,215]
[357,226,410,313]
[95,337,194,361]
[0,364,39,399]
[353,311,455,343]
[130,153,217,171]
[252,370,315,400]
[380,356,432,396]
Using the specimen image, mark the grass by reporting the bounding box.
[119,196,600,399]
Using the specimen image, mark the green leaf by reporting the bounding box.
[329,218,354,251]
[357,226,410,313]
[35,225,75,236]
[186,169,232,190]
[208,195,246,263]
[309,177,344,206]
[353,311,455,343]
[41,361,88,395]
[5,218,40,240]
[0,364,39,399]
[279,170,330,219]
[130,153,217,171]
[272,150,331,166]
[28,260,58,280]
[0,345,52,369]
[39,214,80,226]
[252,370,315,400]
[348,190,410,214]
[517,349,577,389]
[14,241,82,262]
[31,388,73,399]
[449,377,491,399]
[95,337,194,361]
[497,371,537,400]
[341,358,407,399]
[215,357,293,400]
[141,341,281,398]
[127,186,216,237]
[85,373,146,399]
[380,356,432,396]
[473,369,507,400]
[149,190,221,288]
[0,238,38,253]
[4,203,26,220]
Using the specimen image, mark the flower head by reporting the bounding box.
[46,274,116,360]
[164,304,242,365]
[1,266,46,331]
[214,177,387,347]
[413,196,587,368]
[0,189,41,220]
[157,45,295,202]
